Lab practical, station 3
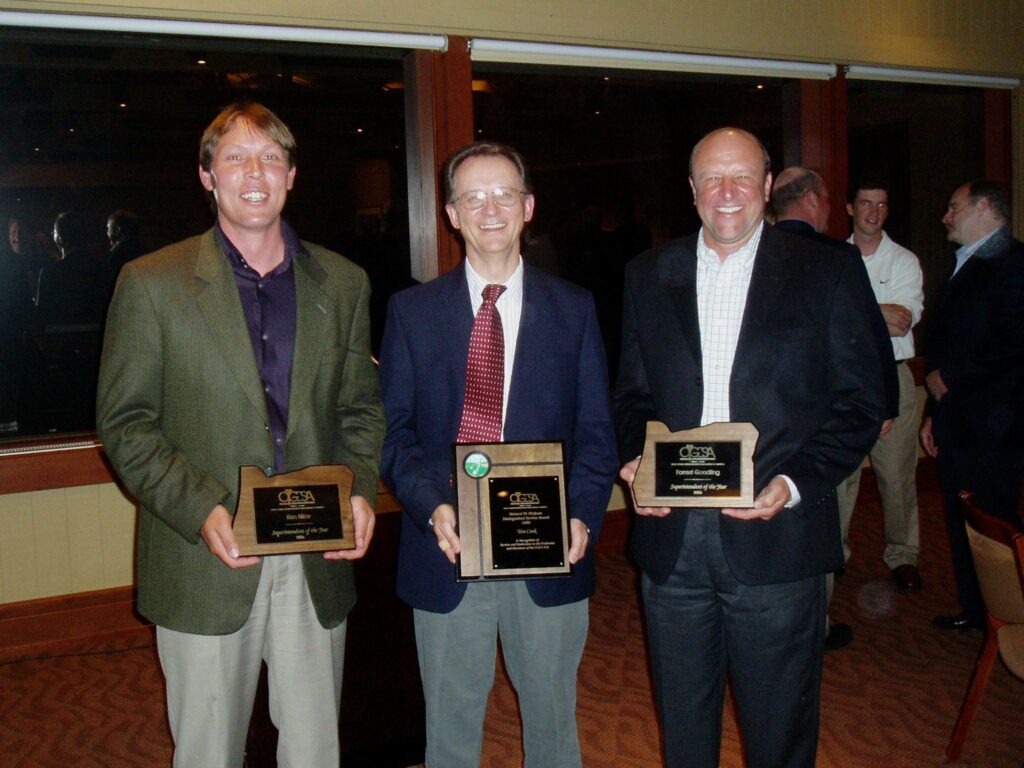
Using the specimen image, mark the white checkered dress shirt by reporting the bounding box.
[695,222,763,427]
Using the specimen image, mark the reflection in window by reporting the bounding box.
[0,30,410,439]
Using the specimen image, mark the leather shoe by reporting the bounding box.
[933,612,984,632]
[891,564,922,593]
[824,622,853,651]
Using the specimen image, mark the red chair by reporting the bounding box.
[945,491,1024,762]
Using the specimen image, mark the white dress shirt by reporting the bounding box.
[696,222,799,506]
[848,231,924,361]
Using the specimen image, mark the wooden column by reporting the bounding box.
[983,89,1012,188]
[403,36,474,281]
[1013,88,1024,241]
[797,70,849,238]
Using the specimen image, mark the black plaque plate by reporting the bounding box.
[252,484,344,544]
[653,441,741,499]
[488,475,565,571]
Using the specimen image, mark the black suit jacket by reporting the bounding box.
[926,227,1024,449]
[773,218,899,419]
[614,225,886,586]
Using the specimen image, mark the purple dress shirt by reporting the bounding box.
[216,221,303,473]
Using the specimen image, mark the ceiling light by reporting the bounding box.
[0,10,447,50]
[470,39,836,80]
[845,65,1018,89]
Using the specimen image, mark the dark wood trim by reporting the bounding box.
[799,72,849,238]
[0,585,152,664]
[403,36,474,282]
[983,89,1012,190]
[0,440,116,495]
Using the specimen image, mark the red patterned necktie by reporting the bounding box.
[457,283,507,443]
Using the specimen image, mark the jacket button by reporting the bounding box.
[695,376,703,388]
[264,467,273,476]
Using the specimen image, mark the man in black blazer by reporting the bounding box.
[615,128,886,768]
[922,179,1024,631]
[771,166,901,652]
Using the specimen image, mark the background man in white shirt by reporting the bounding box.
[837,180,925,595]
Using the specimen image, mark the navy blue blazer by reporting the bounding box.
[379,261,619,613]
[614,226,887,586]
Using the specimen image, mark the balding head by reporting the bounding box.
[771,167,830,232]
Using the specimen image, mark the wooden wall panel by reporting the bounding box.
[0,484,135,603]
[0,491,37,602]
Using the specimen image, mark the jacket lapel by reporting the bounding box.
[658,236,703,367]
[441,262,475,415]
[192,230,268,423]
[287,250,331,438]
[734,227,787,369]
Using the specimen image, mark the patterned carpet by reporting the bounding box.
[1,462,1021,767]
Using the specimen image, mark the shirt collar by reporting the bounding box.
[956,226,1001,261]
[215,219,306,277]
[464,255,524,298]
[696,221,764,269]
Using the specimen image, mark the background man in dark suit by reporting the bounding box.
[921,179,1024,631]
[97,102,385,767]
[771,166,902,651]
[615,129,886,768]
[379,142,618,767]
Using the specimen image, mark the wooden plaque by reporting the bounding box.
[453,441,570,581]
[233,465,355,555]
[633,421,758,508]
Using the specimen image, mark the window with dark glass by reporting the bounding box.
[0,29,409,439]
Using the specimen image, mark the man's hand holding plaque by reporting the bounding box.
[232,465,359,556]
[631,421,758,509]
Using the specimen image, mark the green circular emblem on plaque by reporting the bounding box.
[463,451,491,478]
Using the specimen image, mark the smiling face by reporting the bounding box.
[689,129,771,259]
[445,154,534,270]
[847,188,889,239]
[198,119,296,242]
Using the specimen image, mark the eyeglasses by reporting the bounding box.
[452,187,527,210]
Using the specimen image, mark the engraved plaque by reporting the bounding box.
[633,421,757,508]
[453,442,570,580]
[233,465,355,555]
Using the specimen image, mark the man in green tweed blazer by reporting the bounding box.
[97,102,384,768]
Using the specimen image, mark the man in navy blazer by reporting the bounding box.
[615,128,886,768]
[922,179,1024,632]
[379,141,618,767]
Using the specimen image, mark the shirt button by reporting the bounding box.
[264,385,270,393]
[262,333,269,341]
[275,437,283,445]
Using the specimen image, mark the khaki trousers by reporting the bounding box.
[157,555,346,768]
[828,363,920,605]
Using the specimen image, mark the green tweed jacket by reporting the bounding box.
[97,228,385,635]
